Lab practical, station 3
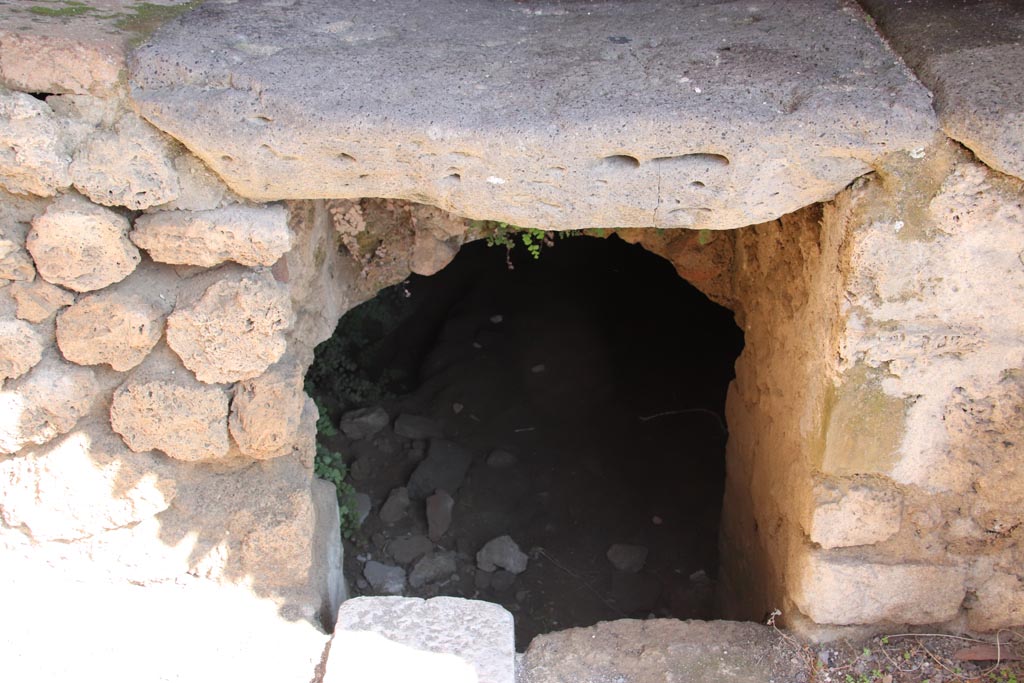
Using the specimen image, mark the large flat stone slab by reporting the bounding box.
[326,596,515,683]
[860,0,1024,181]
[129,0,935,230]
[520,619,804,683]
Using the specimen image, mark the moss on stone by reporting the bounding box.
[115,1,200,39]
[27,1,95,18]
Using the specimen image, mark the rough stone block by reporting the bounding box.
[131,204,292,268]
[339,405,390,440]
[69,113,179,210]
[0,221,36,283]
[167,269,293,384]
[56,292,164,371]
[9,279,74,323]
[228,352,307,459]
[476,535,528,575]
[27,194,139,292]
[409,551,457,588]
[110,346,231,461]
[0,89,71,196]
[791,551,966,625]
[521,618,803,683]
[0,419,175,541]
[130,0,935,231]
[968,572,1024,632]
[0,351,97,454]
[312,478,348,630]
[0,317,43,381]
[407,439,471,499]
[327,596,514,683]
[805,481,903,549]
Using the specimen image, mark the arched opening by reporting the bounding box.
[308,233,744,647]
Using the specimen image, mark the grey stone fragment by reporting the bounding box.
[354,492,372,526]
[476,535,528,575]
[426,490,454,541]
[606,544,649,573]
[407,439,472,499]
[394,413,443,439]
[409,551,457,589]
[388,534,433,565]
[521,619,804,683]
[362,561,406,596]
[339,405,390,439]
[328,596,514,683]
[379,486,410,524]
[130,0,936,231]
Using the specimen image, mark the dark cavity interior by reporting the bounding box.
[308,234,744,648]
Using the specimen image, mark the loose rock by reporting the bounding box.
[27,194,139,292]
[166,269,293,384]
[476,535,528,575]
[110,347,231,461]
[426,490,454,542]
[0,352,97,454]
[0,318,44,381]
[606,544,649,573]
[9,279,74,323]
[131,204,292,268]
[388,535,434,565]
[228,353,306,459]
[339,405,390,440]
[379,487,410,524]
[363,561,406,595]
[0,90,71,196]
[409,551,458,589]
[406,439,472,499]
[0,223,35,282]
[55,292,164,371]
[394,413,444,439]
[354,492,372,526]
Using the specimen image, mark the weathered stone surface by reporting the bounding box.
[606,544,648,573]
[110,347,231,461]
[380,486,410,524]
[312,478,348,629]
[0,419,175,541]
[132,204,292,267]
[9,279,74,323]
[407,439,472,499]
[394,413,444,440]
[56,292,164,371]
[805,481,902,550]
[388,534,434,565]
[411,231,459,276]
[968,572,1024,632]
[167,269,293,384]
[426,490,454,542]
[228,353,306,459]
[0,89,71,196]
[0,318,43,381]
[860,0,1024,181]
[791,552,966,625]
[476,535,528,575]
[130,0,935,231]
[158,153,235,211]
[70,113,180,210]
[0,352,97,454]
[363,561,406,596]
[328,596,514,683]
[410,551,457,589]
[521,619,803,683]
[27,194,139,292]
[339,405,390,440]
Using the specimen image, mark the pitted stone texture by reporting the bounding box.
[0,352,98,454]
[167,269,293,384]
[132,204,292,267]
[10,279,74,323]
[521,619,803,683]
[110,347,231,461]
[70,113,180,210]
[969,572,1024,632]
[860,0,1024,181]
[27,194,139,292]
[56,292,164,371]
[158,153,236,211]
[229,352,307,459]
[328,596,514,683]
[0,318,44,381]
[0,224,35,283]
[805,480,903,550]
[0,420,175,542]
[0,89,71,196]
[791,552,966,625]
[129,0,935,231]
